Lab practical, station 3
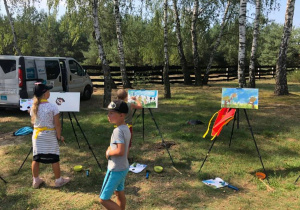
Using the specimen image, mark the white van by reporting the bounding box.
[0,56,93,108]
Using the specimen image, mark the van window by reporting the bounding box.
[69,60,84,76]
[45,60,60,79]
[0,60,16,79]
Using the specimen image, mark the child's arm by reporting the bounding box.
[130,96,143,109]
[106,143,125,158]
[54,114,64,142]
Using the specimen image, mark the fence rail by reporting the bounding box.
[82,65,299,88]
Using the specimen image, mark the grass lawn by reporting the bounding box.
[0,80,300,209]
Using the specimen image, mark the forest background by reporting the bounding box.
[0,0,299,68]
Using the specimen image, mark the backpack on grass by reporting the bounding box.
[13,126,33,136]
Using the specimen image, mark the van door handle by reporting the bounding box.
[70,75,72,81]
[59,76,61,82]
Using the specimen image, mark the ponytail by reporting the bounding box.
[31,96,41,125]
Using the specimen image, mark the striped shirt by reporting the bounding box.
[31,102,60,156]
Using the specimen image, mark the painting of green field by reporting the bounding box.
[221,88,259,109]
[128,90,158,108]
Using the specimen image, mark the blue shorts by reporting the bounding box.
[99,169,129,200]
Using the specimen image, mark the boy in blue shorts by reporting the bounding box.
[99,99,131,210]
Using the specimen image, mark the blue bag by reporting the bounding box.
[13,126,33,136]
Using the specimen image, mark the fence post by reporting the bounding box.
[272,67,274,78]
[161,68,164,84]
[226,68,229,81]
[257,68,260,79]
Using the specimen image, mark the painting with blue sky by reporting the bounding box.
[221,88,259,109]
[128,90,158,108]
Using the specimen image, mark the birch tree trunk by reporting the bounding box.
[248,0,261,88]
[274,0,295,95]
[163,0,171,98]
[114,0,131,88]
[238,0,247,88]
[172,0,192,85]
[4,0,22,55]
[203,1,231,85]
[91,0,112,107]
[191,0,202,86]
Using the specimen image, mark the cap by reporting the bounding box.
[106,100,128,113]
[34,82,53,97]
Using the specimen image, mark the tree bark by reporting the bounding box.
[274,0,295,95]
[248,0,261,88]
[203,1,231,85]
[191,0,202,86]
[172,0,192,85]
[238,0,247,88]
[163,0,171,98]
[4,0,22,55]
[114,0,131,88]
[91,0,112,107]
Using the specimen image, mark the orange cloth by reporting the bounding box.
[203,108,236,140]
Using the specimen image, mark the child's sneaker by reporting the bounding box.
[55,177,70,188]
[32,177,44,189]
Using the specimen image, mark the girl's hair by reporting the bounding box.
[117,89,128,100]
[31,96,42,125]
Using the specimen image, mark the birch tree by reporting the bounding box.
[203,0,231,85]
[274,0,295,95]
[163,0,171,98]
[238,0,247,88]
[114,0,131,88]
[248,0,261,88]
[3,0,22,55]
[172,0,192,85]
[191,0,202,86]
[91,0,112,106]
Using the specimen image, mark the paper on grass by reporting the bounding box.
[202,177,228,189]
[129,163,147,173]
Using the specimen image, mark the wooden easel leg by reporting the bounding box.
[243,109,269,184]
[229,112,237,147]
[199,138,217,173]
[148,108,175,166]
[0,176,7,184]
[68,112,80,149]
[142,108,144,142]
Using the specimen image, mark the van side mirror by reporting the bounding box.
[83,69,86,76]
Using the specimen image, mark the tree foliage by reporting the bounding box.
[0,0,299,69]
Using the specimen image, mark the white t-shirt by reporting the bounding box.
[30,102,60,156]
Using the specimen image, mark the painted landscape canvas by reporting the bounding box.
[221,88,259,109]
[128,90,158,108]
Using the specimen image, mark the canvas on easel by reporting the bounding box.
[200,88,269,183]
[48,92,80,112]
[129,90,175,166]
[128,90,158,108]
[20,92,80,112]
[221,88,259,109]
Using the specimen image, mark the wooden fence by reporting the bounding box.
[83,65,299,88]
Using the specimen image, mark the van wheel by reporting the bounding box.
[82,86,92,100]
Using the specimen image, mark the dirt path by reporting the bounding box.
[0,132,28,147]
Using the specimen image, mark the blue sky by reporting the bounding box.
[0,0,299,26]
[248,0,300,27]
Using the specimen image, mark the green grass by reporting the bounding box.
[288,69,300,83]
[1,80,300,209]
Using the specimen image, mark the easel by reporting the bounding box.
[199,109,269,183]
[0,175,7,184]
[18,112,102,173]
[295,175,300,184]
[61,112,102,170]
[133,108,175,166]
